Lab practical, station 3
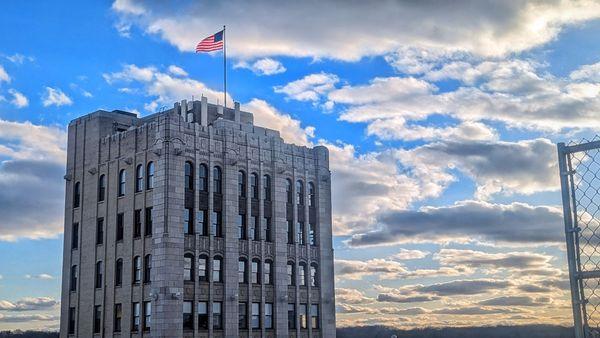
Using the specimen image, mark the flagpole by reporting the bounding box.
[223,25,227,109]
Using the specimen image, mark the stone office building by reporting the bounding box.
[59,98,335,337]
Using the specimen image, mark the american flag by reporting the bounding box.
[196,30,224,52]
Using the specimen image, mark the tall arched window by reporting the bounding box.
[115,259,123,286]
[213,166,222,194]
[308,182,315,207]
[238,171,246,198]
[133,256,142,284]
[250,173,259,199]
[286,179,293,204]
[118,170,126,196]
[299,262,307,286]
[213,256,223,282]
[251,259,261,284]
[238,258,247,283]
[198,255,208,282]
[199,164,208,192]
[310,263,318,287]
[264,260,273,285]
[98,175,105,202]
[73,182,80,208]
[136,164,143,192]
[287,261,295,286]
[263,175,271,201]
[296,180,304,205]
[185,161,194,190]
[146,162,155,189]
[144,254,152,283]
[184,253,194,281]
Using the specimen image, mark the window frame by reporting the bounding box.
[118,169,126,197]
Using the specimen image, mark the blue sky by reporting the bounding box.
[1,0,600,331]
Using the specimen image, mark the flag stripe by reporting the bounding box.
[196,30,224,53]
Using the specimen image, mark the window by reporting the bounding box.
[286,179,293,204]
[115,259,123,286]
[263,175,271,201]
[94,305,101,333]
[249,216,259,241]
[68,307,76,334]
[118,170,126,196]
[239,302,247,329]
[114,303,122,332]
[133,256,142,284]
[71,223,79,250]
[146,162,154,189]
[311,304,319,329]
[238,214,247,240]
[143,301,151,331]
[265,303,273,329]
[136,164,143,192]
[134,209,142,238]
[287,220,294,244]
[299,263,307,286]
[213,166,222,194]
[198,301,208,329]
[95,261,103,288]
[70,265,78,291]
[310,263,318,287]
[197,209,207,236]
[132,302,141,331]
[251,302,260,329]
[98,175,106,201]
[96,218,104,245]
[184,253,194,282]
[144,254,151,283]
[287,262,295,286]
[116,213,124,241]
[299,304,307,329]
[309,223,316,246]
[238,171,246,198]
[213,302,222,329]
[211,211,222,237]
[251,259,261,284]
[184,208,194,234]
[250,173,259,199]
[198,255,208,282]
[308,182,315,207]
[183,301,193,330]
[185,161,194,190]
[263,217,272,242]
[288,303,296,329]
[264,260,273,285]
[297,222,305,245]
[213,256,222,282]
[239,258,247,283]
[145,207,153,236]
[73,182,80,208]
[296,180,304,205]
[199,164,208,192]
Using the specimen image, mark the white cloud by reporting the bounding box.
[274,72,338,102]
[434,249,555,273]
[111,0,600,59]
[390,249,430,260]
[0,65,10,83]
[42,87,73,107]
[0,297,58,311]
[235,58,286,76]
[8,89,28,108]
[335,258,469,280]
[24,273,54,280]
[5,53,34,65]
[167,65,188,77]
[366,119,498,142]
[570,61,600,82]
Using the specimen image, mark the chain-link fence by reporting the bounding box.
[558,139,600,338]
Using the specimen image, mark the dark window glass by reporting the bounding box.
[197,209,207,236]
[146,162,155,189]
[287,262,295,286]
[263,175,271,201]
[114,304,122,332]
[94,305,101,333]
[213,302,222,329]
[265,303,273,329]
[198,301,208,329]
[68,307,76,334]
[250,173,258,199]
[308,182,315,207]
[198,164,208,192]
[213,257,222,282]
[211,211,222,237]
[297,222,305,245]
[144,254,151,283]
[115,259,123,286]
[185,162,194,190]
[310,264,318,287]
[213,166,222,194]
[296,180,304,205]
[238,214,246,240]
[136,164,143,192]
[251,259,260,284]
[134,209,142,238]
[184,253,194,281]
[288,303,296,329]
[239,302,247,329]
[239,258,247,283]
[299,304,307,329]
[183,301,193,330]
[95,261,103,288]
[70,265,78,291]
[184,208,193,234]
[143,301,151,331]
[132,302,141,331]
[98,175,106,202]
[118,170,126,196]
[251,302,260,329]
[238,171,246,198]
[116,213,124,241]
[198,255,208,281]
[249,216,259,241]
[299,263,307,286]
[264,260,272,285]
[73,182,80,208]
[286,179,293,204]
[263,217,272,242]
[96,218,104,245]
[311,304,319,329]
[309,223,316,246]
[287,220,294,244]
[145,207,153,236]
[133,256,141,283]
[71,223,79,250]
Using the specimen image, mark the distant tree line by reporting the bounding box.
[0,332,58,338]
[337,325,575,338]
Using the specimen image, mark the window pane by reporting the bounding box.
[198,301,208,329]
